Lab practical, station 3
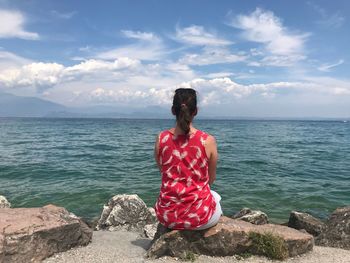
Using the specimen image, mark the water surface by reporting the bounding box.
[0,118,349,223]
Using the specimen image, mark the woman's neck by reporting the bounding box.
[174,123,196,135]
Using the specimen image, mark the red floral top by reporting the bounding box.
[155,129,216,230]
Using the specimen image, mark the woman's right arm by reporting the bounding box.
[154,134,161,170]
[205,135,218,185]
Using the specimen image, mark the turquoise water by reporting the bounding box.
[0,118,349,223]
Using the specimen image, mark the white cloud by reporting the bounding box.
[121,30,159,42]
[229,8,308,56]
[317,59,344,72]
[65,58,140,75]
[1,45,349,113]
[0,9,39,40]
[89,87,153,104]
[45,75,350,112]
[96,30,165,61]
[175,78,308,105]
[174,25,233,46]
[205,72,234,78]
[0,57,141,90]
[179,47,246,65]
[0,62,63,90]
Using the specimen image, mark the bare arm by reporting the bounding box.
[154,134,161,170]
[205,135,218,185]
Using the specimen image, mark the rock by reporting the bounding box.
[143,207,159,239]
[0,196,10,208]
[232,208,269,225]
[0,204,92,263]
[144,224,158,239]
[147,216,313,260]
[148,207,157,221]
[316,206,350,249]
[96,194,156,232]
[288,211,325,236]
[150,223,172,245]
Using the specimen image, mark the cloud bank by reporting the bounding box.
[0,7,348,117]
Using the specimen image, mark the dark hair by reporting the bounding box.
[172,88,197,134]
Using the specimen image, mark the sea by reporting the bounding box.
[0,118,349,223]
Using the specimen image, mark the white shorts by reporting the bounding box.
[195,190,223,230]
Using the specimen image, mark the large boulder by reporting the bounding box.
[0,204,92,263]
[316,206,350,249]
[147,216,314,260]
[232,208,268,225]
[96,194,156,232]
[288,211,325,236]
[0,196,10,208]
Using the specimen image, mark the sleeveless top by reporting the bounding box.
[155,129,216,230]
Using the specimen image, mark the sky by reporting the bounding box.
[0,0,349,118]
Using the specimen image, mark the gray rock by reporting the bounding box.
[96,194,156,232]
[150,223,172,246]
[148,207,157,221]
[316,206,350,249]
[143,207,159,239]
[0,196,10,208]
[147,216,314,259]
[0,204,92,263]
[232,208,269,225]
[288,211,325,236]
[144,224,158,239]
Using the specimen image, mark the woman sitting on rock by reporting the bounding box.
[154,88,222,230]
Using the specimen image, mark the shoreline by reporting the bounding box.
[43,230,350,263]
[3,197,335,226]
[1,195,350,262]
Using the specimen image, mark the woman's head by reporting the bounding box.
[172,88,197,134]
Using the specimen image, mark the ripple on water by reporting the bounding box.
[0,119,349,222]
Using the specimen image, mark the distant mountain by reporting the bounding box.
[0,91,172,118]
[1,91,348,120]
[0,91,67,117]
[47,105,171,119]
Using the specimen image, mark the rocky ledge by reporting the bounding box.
[0,204,92,263]
[316,206,350,249]
[147,216,314,260]
[1,193,349,262]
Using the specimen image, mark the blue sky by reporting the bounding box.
[0,0,349,117]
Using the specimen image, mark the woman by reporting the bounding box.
[154,88,222,230]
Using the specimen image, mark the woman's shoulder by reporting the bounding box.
[196,129,215,139]
[195,130,216,147]
[157,129,173,144]
[159,129,173,136]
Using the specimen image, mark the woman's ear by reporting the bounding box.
[193,107,198,116]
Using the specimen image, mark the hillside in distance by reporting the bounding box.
[0,91,67,117]
[0,91,171,118]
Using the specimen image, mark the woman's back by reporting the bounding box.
[155,129,216,230]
